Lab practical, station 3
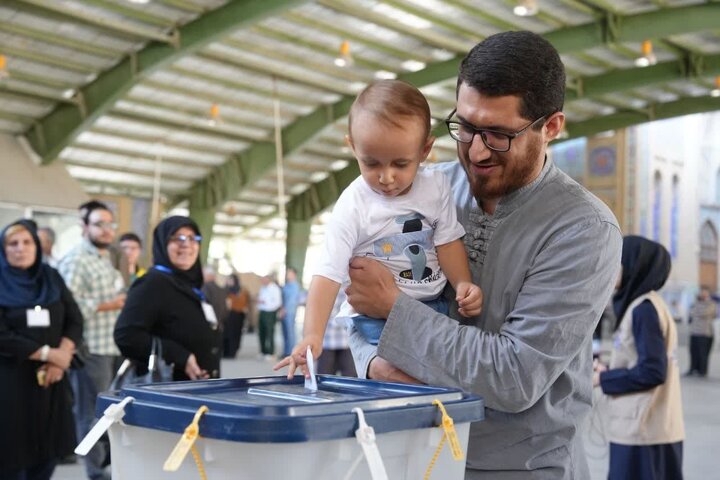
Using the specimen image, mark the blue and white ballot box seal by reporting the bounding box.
[85,375,484,480]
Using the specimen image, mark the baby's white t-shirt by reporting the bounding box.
[315,167,466,318]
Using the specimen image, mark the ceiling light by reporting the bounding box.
[711,76,720,98]
[330,159,348,171]
[334,40,353,68]
[208,103,222,126]
[349,81,366,93]
[513,0,539,17]
[289,183,310,195]
[401,59,426,72]
[127,0,151,4]
[310,171,329,182]
[634,40,657,68]
[374,70,397,80]
[371,4,432,29]
[62,88,76,99]
[0,54,9,79]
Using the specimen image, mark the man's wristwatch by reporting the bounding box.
[39,345,50,362]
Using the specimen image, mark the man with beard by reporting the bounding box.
[345,31,623,479]
[58,201,125,480]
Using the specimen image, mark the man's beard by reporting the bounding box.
[461,140,543,203]
[89,237,111,249]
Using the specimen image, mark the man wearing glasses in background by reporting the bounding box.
[59,200,125,480]
[347,31,622,479]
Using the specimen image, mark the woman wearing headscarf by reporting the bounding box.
[114,216,221,381]
[594,236,684,480]
[0,220,83,480]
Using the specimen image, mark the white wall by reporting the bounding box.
[629,111,720,301]
[0,134,87,209]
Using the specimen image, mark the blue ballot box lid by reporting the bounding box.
[96,375,484,443]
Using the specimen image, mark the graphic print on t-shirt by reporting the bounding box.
[372,213,437,283]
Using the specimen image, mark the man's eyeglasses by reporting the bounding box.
[169,234,202,245]
[89,221,117,230]
[445,109,548,152]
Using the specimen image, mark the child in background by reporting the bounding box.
[274,80,483,378]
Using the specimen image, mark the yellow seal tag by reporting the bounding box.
[163,405,209,472]
[434,399,464,461]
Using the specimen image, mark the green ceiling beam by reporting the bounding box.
[286,162,360,222]
[188,97,354,209]
[544,3,720,52]
[565,95,720,140]
[567,53,720,101]
[191,4,720,219]
[187,2,720,214]
[27,0,309,164]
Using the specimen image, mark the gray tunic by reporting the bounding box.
[350,159,622,479]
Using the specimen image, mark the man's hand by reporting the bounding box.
[347,257,400,319]
[368,356,422,384]
[456,281,483,317]
[273,334,323,379]
[98,293,126,312]
[185,354,209,380]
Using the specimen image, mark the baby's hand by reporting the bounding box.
[456,282,483,317]
[273,335,323,379]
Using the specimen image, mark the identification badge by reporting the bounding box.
[26,307,50,327]
[201,302,218,325]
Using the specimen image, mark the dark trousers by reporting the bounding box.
[258,310,277,355]
[317,349,357,377]
[223,311,246,358]
[3,460,57,480]
[609,442,683,480]
[689,335,714,376]
[69,354,121,480]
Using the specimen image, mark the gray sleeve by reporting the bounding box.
[347,324,377,379]
[378,219,622,413]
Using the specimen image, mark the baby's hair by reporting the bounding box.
[348,80,431,142]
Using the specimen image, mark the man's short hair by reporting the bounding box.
[348,79,431,142]
[457,31,565,123]
[79,200,111,225]
[38,226,56,243]
[119,232,142,247]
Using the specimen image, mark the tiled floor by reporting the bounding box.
[55,328,720,479]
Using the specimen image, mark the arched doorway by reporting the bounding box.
[699,221,718,291]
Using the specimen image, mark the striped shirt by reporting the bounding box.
[324,317,351,350]
[324,291,350,350]
[58,239,124,355]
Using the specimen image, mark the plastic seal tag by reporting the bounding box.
[75,396,134,456]
[163,405,209,472]
[304,346,318,392]
[433,399,464,461]
[352,407,388,480]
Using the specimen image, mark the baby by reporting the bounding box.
[275,80,483,377]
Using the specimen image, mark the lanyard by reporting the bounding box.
[153,265,206,302]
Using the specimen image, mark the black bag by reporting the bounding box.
[70,340,91,369]
[109,337,173,390]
